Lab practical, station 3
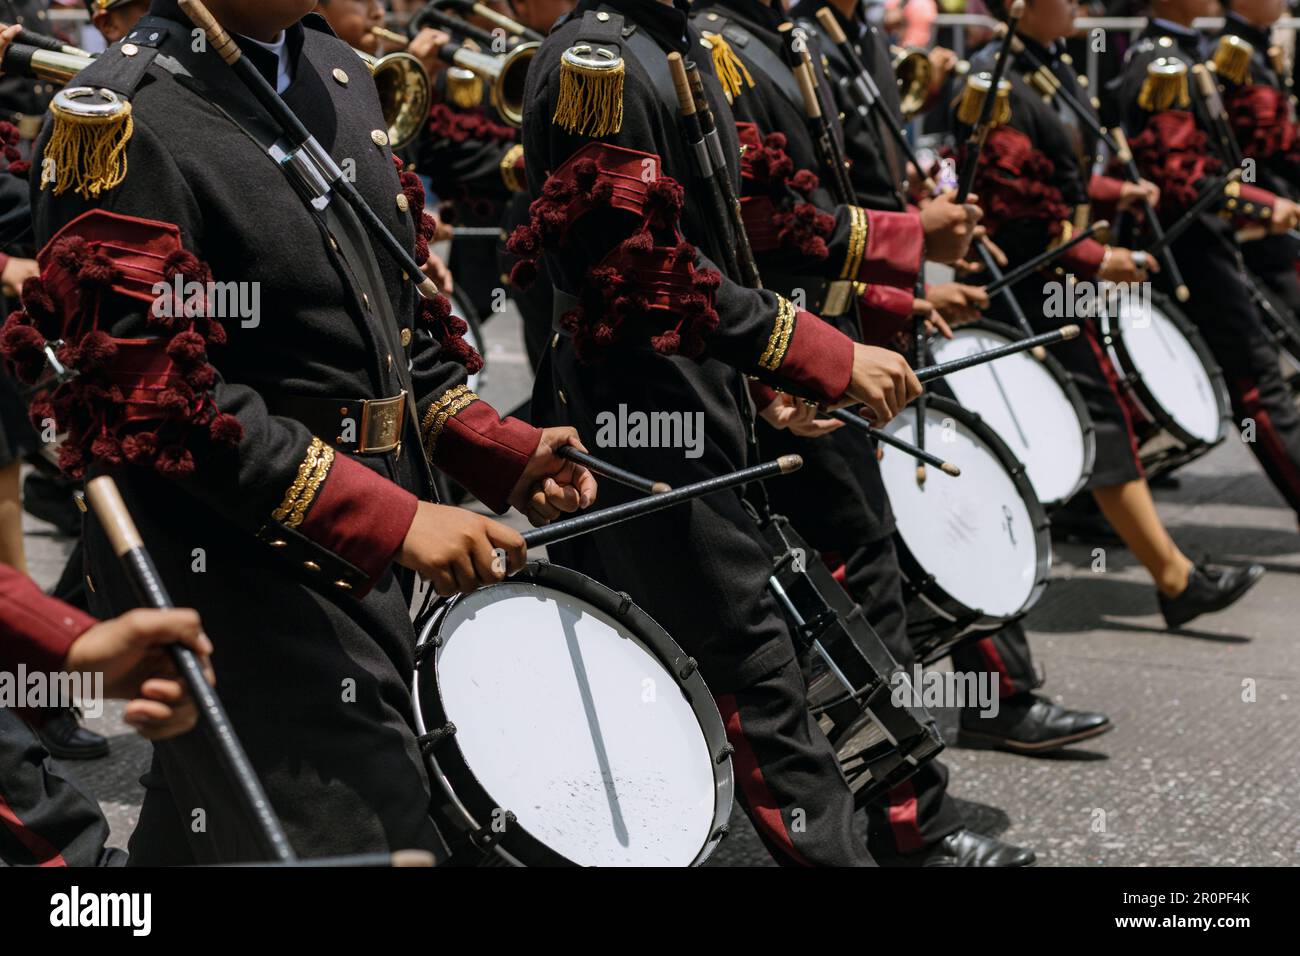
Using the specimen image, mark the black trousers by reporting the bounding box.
[951,625,1042,700]
[1176,222,1300,517]
[535,343,874,866]
[0,708,124,866]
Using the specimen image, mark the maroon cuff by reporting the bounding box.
[0,567,96,676]
[1237,184,1278,217]
[432,402,541,513]
[1088,175,1126,205]
[298,453,419,596]
[775,311,855,403]
[858,285,915,347]
[1062,237,1107,278]
[748,379,779,411]
[859,209,924,288]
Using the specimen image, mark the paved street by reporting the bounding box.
[23,303,1300,867]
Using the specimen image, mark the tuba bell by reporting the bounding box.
[891,45,934,119]
[355,49,433,149]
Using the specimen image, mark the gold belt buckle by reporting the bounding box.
[359,391,406,454]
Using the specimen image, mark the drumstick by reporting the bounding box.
[917,325,1079,384]
[830,409,961,476]
[84,476,297,865]
[523,456,803,549]
[556,445,671,495]
[983,221,1110,296]
[1142,168,1244,259]
[223,849,436,868]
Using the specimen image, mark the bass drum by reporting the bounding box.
[412,561,733,867]
[1098,289,1231,478]
[879,396,1052,663]
[928,320,1096,507]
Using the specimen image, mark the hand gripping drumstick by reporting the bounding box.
[982,220,1110,296]
[556,445,671,496]
[178,0,440,300]
[829,409,961,476]
[84,476,297,864]
[523,456,803,549]
[915,324,1079,384]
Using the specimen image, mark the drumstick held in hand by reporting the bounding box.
[557,445,671,496]
[830,409,961,476]
[917,325,1079,384]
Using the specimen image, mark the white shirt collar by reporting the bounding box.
[244,30,293,94]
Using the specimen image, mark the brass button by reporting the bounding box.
[304,561,321,572]
[74,493,87,513]
[1060,53,1073,65]
[558,388,567,405]
[597,11,610,20]
[396,192,410,213]
[339,405,349,415]
[329,236,340,252]
[333,68,349,86]
[269,539,287,548]
[401,328,413,347]
[86,574,95,594]
[1158,37,1174,47]
[552,332,560,349]
[371,129,390,147]
[387,353,394,371]
[1077,75,1089,88]
[362,292,371,310]
[121,43,139,57]
[335,580,353,591]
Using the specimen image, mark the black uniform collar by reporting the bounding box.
[148,0,307,89]
[1146,17,1203,54]
[790,0,867,40]
[576,0,693,53]
[1222,11,1272,50]
[696,0,787,32]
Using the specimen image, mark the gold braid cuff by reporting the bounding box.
[272,438,336,529]
[839,206,869,281]
[759,296,797,372]
[421,384,481,459]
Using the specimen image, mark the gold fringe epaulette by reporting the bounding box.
[1212,34,1254,85]
[956,72,1012,127]
[703,32,754,102]
[41,88,133,199]
[554,44,624,138]
[1138,57,1191,111]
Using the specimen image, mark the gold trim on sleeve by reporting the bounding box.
[839,206,869,281]
[500,143,526,193]
[759,296,797,372]
[272,437,336,529]
[421,384,481,458]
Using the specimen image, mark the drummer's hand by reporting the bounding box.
[1098,246,1159,284]
[838,343,922,423]
[422,250,454,296]
[408,27,452,77]
[398,503,526,595]
[759,393,844,438]
[508,426,598,526]
[1268,196,1300,234]
[0,24,19,71]
[919,190,982,265]
[926,283,988,327]
[64,608,213,741]
[1118,178,1160,211]
[911,296,955,340]
[1,257,39,297]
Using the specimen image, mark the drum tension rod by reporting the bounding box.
[716,744,735,765]
[417,722,457,753]
[468,811,518,855]
[676,656,699,680]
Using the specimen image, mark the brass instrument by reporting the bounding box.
[891,45,934,119]
[437,41,538,128]
[356,49,432,149]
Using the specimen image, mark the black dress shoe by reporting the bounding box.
[879,829,1037,867]
[1159,563,1265,629]
[21,470,82,537]
[36,709,109,760]
[959,692,1112,754]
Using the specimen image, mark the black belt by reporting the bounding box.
[275,392,407,455]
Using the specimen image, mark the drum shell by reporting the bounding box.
[412,561,734,866]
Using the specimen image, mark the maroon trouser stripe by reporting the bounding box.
[0,791,67,867]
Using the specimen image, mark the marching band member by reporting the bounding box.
[86,0,151,44]
[1112,0,1300,525]
[689,0,1035,867]
[9,0,596,863]
[515,0,923,866]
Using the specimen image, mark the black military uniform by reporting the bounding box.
[1111,17,1300,517]
[517,0,884,866]
[1211,10,1300,324]
[16,2,545,863]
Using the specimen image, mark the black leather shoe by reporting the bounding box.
[1159,563,1265,629]
[959,692,1112,754]
[879,829,1037,867]
[36,710,109,760]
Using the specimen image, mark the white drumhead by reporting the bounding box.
[1114,298,1221,443]
[930,328,1089,505]
[434,582,716,866]
[881,408,1041,617]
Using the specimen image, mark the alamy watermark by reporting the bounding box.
[595,404,705,459]
[0,667,104,718]
[151,274,261,328]
[891,665,999,718]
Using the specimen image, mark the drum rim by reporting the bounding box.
[933,318,1099,508]
[411,559,735,867]
[1100,290,1233,451]
[886,394,1054,631]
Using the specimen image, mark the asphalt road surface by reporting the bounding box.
[23,302,1300,867]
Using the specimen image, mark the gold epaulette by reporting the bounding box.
[1212,34,1254,85]
[1138,57,1191,111]
[554,44,624,138]
[41,87,133,199]
[703,32,754,102]
[956,72,1012,127]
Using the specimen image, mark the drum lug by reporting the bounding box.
[715,743,735,764]
[468,810,517,855]
[413,636,442,664]
[616,591,633,617]
[417,721,457,754]
[675,656,698,681]
[710,823,730,843]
